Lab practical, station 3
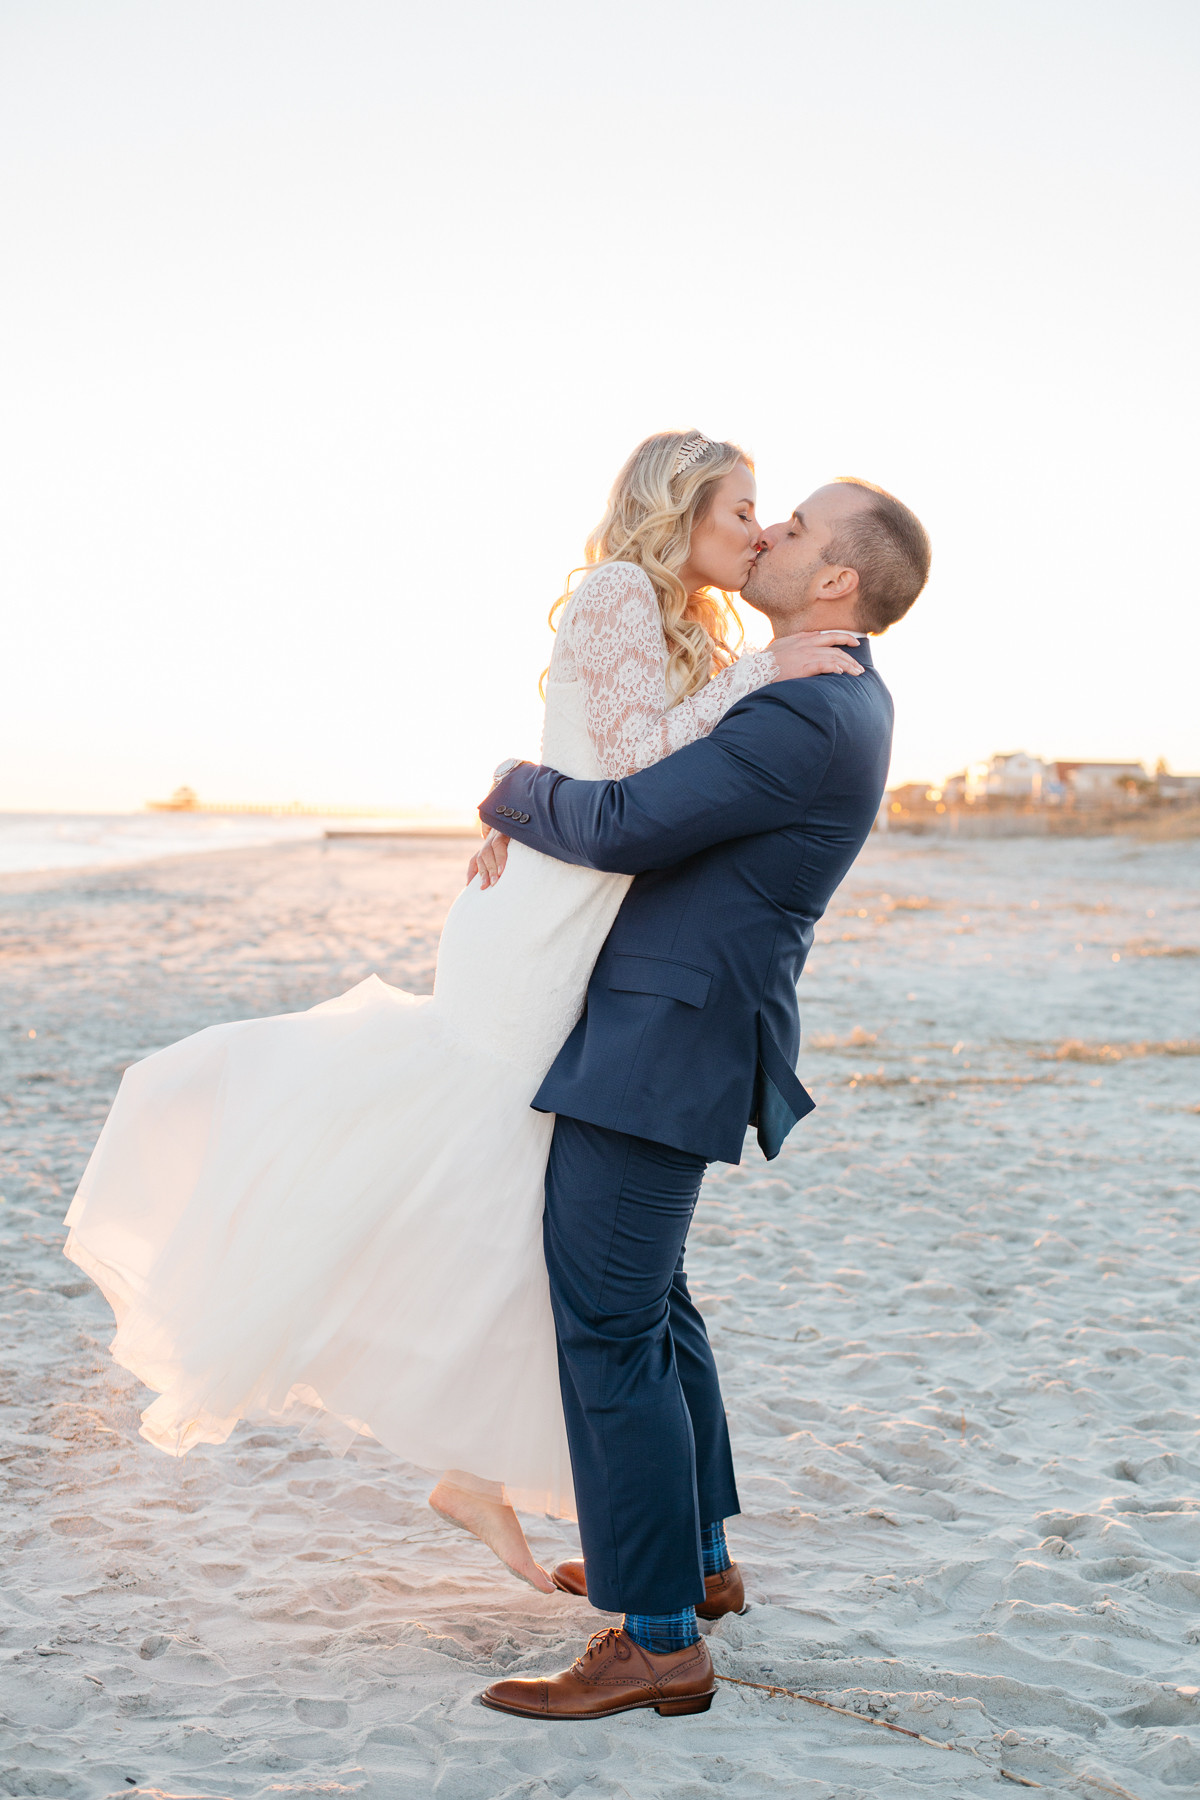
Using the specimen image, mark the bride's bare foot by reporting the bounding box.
[429,1478,556,1594]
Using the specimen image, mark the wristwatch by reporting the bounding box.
[492,757,523,785]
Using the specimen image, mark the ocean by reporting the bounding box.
[0,811,473,875]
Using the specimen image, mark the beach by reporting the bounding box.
[2,830,1198,1799]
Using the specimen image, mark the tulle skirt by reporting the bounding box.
[65,974,575,1514]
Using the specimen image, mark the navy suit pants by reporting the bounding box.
[543,1114,740,1615]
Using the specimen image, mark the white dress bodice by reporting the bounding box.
[431,564,778,1075]
[542,560,778,779]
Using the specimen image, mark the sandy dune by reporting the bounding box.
[1,832,1198,1799]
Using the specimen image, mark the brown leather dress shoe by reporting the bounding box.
[551,1558,746,1621]
[480,1626,716,1720]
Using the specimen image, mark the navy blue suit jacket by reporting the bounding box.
[480,639,893,1164]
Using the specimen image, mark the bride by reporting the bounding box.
[64,430,863,1592]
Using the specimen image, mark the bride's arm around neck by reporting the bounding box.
[554,561,779,779]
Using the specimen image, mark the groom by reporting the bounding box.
[477,478,929,1720]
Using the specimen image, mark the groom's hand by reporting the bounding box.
[466,830,511,889]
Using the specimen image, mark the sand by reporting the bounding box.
[1,831,1198,1800]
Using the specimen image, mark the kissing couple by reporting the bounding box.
[65,430,929,1720]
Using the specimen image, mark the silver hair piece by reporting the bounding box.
[672,433,715,478]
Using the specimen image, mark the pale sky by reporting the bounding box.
[3,0,1198,813]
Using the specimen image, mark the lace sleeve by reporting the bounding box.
[561,562,780,778]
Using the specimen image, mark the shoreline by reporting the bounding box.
[0,810,480,880]
[4,812,1197,888]
[0,827,482,888]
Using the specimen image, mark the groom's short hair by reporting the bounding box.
[828,479,931,633]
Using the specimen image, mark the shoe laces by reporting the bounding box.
[574,1626,630,1672]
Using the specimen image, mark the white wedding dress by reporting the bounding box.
[65,564,777,1516]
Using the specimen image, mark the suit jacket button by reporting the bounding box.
[499,805,511,817]
[520,812,530,822]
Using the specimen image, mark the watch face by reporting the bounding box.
[493,757,520,782]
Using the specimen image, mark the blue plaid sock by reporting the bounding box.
[701,1519,731,1576]
[623,1607,699,1655]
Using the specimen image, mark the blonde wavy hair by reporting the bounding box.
[549,430,752,704]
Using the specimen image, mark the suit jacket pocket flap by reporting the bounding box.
[608,953,712,1009]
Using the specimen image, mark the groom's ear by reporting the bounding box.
[816,563,860,601]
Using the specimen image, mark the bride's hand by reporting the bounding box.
[769,629,864,680]
[466,830,510,889]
